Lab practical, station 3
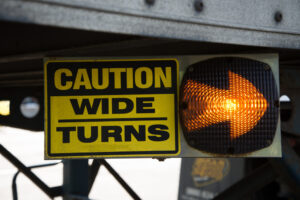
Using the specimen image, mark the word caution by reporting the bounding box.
[45,59,179,158]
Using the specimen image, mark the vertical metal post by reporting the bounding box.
[63,160,89,200]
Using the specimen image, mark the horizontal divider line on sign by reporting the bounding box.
[58,117,168,123]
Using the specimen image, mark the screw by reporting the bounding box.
[194,0,204,12]
[145,0,155,6]
[274,11,282,23]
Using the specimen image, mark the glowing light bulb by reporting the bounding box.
[224,99,237,112]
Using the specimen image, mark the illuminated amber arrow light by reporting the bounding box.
[182,71,268,139]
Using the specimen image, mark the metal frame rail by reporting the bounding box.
[2,0,300,49]
[0,144,141,200]
[12,162,61,200]
[0,144,62,199]
[2,137,300,199]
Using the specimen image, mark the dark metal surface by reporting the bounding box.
[214,162,277,200]
[269,138,300,198]
[63,160,89,200]
[0,144,62,198]
[0,86,43,131]
[88,160,101,194]
[280,67,300,136]
[178,158,245,200]
[213,137,300,200]
[0,20,299,84]
[2,0,300,49]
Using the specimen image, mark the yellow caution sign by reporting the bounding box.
[44,59,180,158]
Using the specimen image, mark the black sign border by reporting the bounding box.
[45,59,179,158]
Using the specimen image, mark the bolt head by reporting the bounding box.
[145,0,155,6]
[194,0,204,12]
[275,11,283,22]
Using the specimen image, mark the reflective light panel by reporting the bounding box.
[180,57,279,154]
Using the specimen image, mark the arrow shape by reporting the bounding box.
[182,70,268,139]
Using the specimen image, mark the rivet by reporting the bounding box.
[194,0,204,12]
[145,0,155,6]
[274,11,283,23]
